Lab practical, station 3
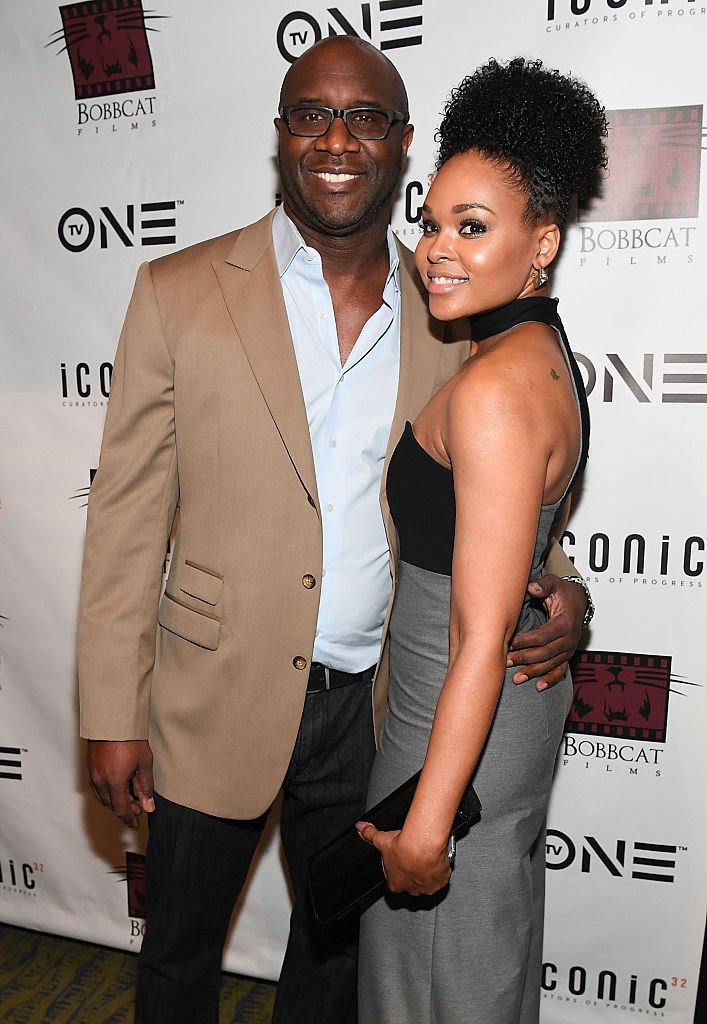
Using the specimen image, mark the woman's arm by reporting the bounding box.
[359,344,568,894]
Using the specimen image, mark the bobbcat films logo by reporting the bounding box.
[110,852,146,939]
[584,106,701,223]
[561,649,700,774]
[70,469,98,507]
[568,651,671,741]
[576,104,704,266]
[48,1,166,135]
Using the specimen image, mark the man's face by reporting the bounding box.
[275,41,413,239]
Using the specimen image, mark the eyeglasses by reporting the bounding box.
[278,105,408,141]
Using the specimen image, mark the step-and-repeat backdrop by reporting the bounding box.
[1,2,705,1020]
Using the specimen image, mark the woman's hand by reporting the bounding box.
[356,822,452,896]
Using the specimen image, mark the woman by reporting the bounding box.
[357,58,607,1023]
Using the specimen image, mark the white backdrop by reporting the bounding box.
[1,1,705,1020]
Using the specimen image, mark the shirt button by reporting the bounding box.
[304,253,314,263]
[326,503,333,512]
[320,311,328,319]
[330,439,337,448]
[302,574,316,589]
[293,656,308,671]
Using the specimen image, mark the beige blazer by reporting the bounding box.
[77,211,468,818]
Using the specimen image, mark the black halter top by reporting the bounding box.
[387,296,590,576]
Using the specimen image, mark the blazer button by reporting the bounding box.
[302,574,316,589]
[293,656,308,671]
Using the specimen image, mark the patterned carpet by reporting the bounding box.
[0,923,275,1023]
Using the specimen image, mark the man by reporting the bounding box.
[78,36,590,1024]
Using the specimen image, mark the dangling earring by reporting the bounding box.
[534,265,548,290]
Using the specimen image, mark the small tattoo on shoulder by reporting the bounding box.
[550,368,560,381]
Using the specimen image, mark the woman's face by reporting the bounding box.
[415,150,558,321]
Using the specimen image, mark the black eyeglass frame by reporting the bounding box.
[278,104,409,141]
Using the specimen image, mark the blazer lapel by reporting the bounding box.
[379,241,447,574]
[212,211,319,510]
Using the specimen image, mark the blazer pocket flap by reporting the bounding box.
[158,593,220,651]
[179,561,223,606]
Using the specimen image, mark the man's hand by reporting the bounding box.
[507,573,587,691]
[87,739,155,829]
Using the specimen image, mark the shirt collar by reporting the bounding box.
[272,205,400,291]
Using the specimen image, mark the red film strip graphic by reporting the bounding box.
[567,651,671,742]
[581,105,703,222]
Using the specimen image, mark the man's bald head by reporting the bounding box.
[279,36,409,119]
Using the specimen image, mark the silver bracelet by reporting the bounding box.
[560,576,595,631]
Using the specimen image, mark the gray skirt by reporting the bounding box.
[358,561,573,1024]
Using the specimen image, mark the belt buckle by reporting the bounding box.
[308,662,329,693]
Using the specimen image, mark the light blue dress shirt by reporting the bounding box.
[272,206,401,672]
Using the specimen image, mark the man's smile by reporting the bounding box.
[312,170,360,183]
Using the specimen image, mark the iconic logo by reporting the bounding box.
[546,829,680,882]
[561,530,705,579]
[542,962,668,1010]
[61,360,113,405]
[0,856,38,895]
[110,852,146,920]
[548,0,703,21]
[581,104,702,223]
[48,1,164,100]
[277,1,423,63]
[58,201,179,252]
[567,651,672,741]
[0,747,23,782]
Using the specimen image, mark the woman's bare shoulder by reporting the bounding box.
[446,320,571,448]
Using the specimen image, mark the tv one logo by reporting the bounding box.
[58,201,180,252]
[546,828,680,882]
[277,0,423,63]
[0,747,23,782]
[573,351,707,403]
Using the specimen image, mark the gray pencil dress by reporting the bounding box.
[358,296,589,1024]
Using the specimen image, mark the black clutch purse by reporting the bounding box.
[309,771,481,924]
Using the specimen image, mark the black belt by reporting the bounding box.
[306,662,375,694]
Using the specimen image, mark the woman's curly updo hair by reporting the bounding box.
[436,57,608,229]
